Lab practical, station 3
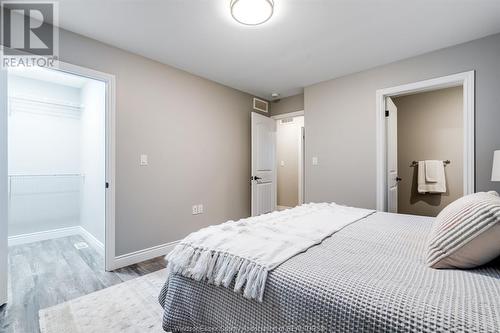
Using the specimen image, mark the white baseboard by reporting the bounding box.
[9,226,179,272]
[8,226,104,257]
[111,241,179,270]
[78,226,104,256]
[8,226,81,246]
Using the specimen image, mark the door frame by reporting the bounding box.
[385,97,398,213]
[2,61,117,272]
[375,71,475,211]
[1,68,7,306]
[271,110,305,205]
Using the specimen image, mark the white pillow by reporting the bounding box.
[427,191,500,269]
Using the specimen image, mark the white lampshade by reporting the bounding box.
[492,150,500,181]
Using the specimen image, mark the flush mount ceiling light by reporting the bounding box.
[230,0,274,26]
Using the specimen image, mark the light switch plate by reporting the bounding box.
[312,157,318,165]
[280,160,285,167]
[192,205,198,215]
[140,154,148,166]
[197,204,203,214]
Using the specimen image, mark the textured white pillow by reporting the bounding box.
[427,191,500,269]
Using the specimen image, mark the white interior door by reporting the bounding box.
[0,69,8,306]
[251,112,276,216]
[386,97,399,213]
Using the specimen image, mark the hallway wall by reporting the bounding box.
[277,116,304,207]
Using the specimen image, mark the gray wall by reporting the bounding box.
[305,33,500,208]
[394,87,463,217]
[271,94,304,116]
[58,29,255,255]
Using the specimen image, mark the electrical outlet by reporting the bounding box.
[312,156,319,165]
[197,204,203,214]
[140,154,148,166]
[192,205,198,215]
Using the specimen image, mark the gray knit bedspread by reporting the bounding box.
[159,212,500,332]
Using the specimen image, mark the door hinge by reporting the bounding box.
[385,110,389,117]
[105,182,109,189]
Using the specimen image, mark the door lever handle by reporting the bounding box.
[251,176,262,181]
[396,177,402,182]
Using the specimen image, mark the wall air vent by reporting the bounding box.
[253,97,269,113]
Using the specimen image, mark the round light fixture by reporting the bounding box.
[230,0,274,26]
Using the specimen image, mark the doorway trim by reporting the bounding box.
[271,110,305,205]
[1,67,7,306]
[375,71,475,211]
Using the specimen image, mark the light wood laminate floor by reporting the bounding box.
[0,235,166,333]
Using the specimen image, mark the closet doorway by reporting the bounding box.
[7,67,106,245]
[376,71,475,216]
[2,62,116,279]
[272,111,305,211]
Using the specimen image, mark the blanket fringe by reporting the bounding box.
[166,244,268,302]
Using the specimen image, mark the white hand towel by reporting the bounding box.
[418,160,446,194]
[425,160,442,183]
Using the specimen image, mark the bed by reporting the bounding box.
[158,212,500,332]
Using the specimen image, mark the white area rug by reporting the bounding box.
[39,269,168,333]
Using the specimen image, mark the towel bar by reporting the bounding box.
[410,160,450,167]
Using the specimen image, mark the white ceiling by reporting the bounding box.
[55,0,500,98]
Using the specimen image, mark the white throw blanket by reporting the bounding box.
[166,203,375,302]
